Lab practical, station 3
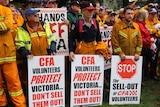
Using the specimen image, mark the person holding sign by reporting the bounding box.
[68,1,102,61]
[15,8,57,99]
[0,0,26,106]
[111,6,142,61]
[16,8,57,58]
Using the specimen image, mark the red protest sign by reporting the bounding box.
[118,59,136,78]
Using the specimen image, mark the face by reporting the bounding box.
[99,9,105,17]
[10,7,18,18]
[83,9,94,19]
[0,0,9,6]
[47,2,58,8]
[149,13,157,20]
[71,5,80,12]
[95,3,100,14]
[110,14,116,21]
[124,9,134,22]
[27,13,39,23]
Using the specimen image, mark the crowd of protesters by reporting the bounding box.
[0,0,160,106]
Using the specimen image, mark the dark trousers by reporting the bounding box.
[141,48,151,81]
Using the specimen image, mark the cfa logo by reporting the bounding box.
[117,59,136,78]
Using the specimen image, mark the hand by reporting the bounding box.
[120,54,126,61]
[134,54,139,61]
[104,24,108,29]
[27,55,33,59]
[64,20,70,25]
[69,52,75,62]
[51,52,56,55]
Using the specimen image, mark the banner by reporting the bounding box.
[37,8,68,55]
[28,56,65,107]
[70,55,104,107]
[109,55,142,105]
[100,26,113,70]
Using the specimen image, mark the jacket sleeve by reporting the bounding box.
[111,24,124,56]
[17,47,30,58]
[96,20,102,42]
[68,22,79,53]
[135,26,143,55]
[0,6,13,32]
[43,23,56,47]
[15,27,31,58]
[50,41,56,53]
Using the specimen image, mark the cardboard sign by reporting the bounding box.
[28,56,65,107]
[37,8,69,55]
[100,26,113,70]
[109,55,142,105]
[70,55,104,107]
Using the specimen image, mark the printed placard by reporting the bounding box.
[100,26,113,70]
[70,55,104,107]
[37,8,68,55]
[109,55,142,105]
[28,56,65,107]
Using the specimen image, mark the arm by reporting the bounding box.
[0,7,13,32]
[111,24,124,57]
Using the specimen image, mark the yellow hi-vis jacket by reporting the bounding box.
[0,4,16,64]
[15,22,56,57]
[111,20,142,57]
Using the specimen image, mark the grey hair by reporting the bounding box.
[136,9,148,22]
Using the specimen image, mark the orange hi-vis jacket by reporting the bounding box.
[111,20,142,57]
[0,4,16,64]
[96,14,108,26]
[145,18,158,36]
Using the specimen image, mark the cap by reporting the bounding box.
[70,0,80,6]
[47,0,59,4]
[134,5,140,10]
[80,1,95,10]
[25,8,40,17]
[148,8,157,14]
[109,11,117,16]
[100,6,107,10]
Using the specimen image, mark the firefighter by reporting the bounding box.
[68,1,102,61]
[0,0,26,106]
[15,8,57,98]
[111,6,142,61]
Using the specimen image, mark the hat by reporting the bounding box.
[70,0,80,6]
[25,8,40,17]
[134,5,140,10]
[47,0,59,4]
[148,8,157,14]
[109,11,117,16]
[100,6,107,10]
[80,1,95,10]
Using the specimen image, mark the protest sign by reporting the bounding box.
[28,56,65,107]
[109,55,142,105]
[70,55,104,107]
[37,8,68,55]
[100,26,113,70]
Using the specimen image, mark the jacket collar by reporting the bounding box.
[121,19,136,29]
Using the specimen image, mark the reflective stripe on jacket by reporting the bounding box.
[16,22,56,55]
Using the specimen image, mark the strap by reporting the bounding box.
[79,18,83,33]
[92,18,98,30]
